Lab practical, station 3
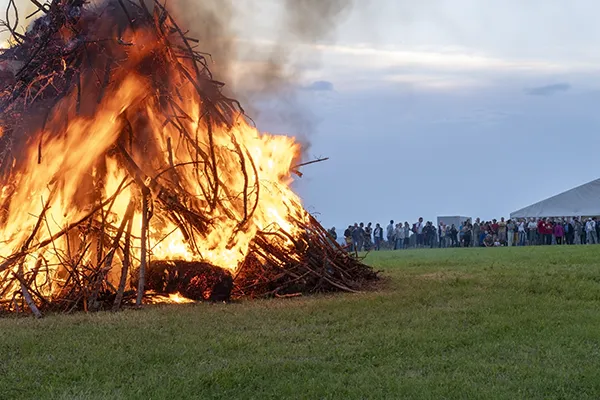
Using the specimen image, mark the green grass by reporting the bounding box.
[2,246,600,399]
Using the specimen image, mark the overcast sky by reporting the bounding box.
[5,0,600,229]
[250,0,600,229]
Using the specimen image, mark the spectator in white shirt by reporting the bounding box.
[415,217,424,247]
[386,220,395,248]
[527,218,538,245]
[518,220,527,246]
[586,218,597,244]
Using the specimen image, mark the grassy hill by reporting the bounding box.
[2,246,600,399]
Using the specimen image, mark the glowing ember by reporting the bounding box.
[144,292,195,305]
[168,293,194,304]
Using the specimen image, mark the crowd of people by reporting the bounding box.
[327,216,600,251]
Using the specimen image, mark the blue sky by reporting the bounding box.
[5,0,600,230]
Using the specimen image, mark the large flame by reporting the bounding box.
[0,11,309,303]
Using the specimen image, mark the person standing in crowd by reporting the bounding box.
[326,227,337,248]
[415,217,424,248]
[554,221,564,245]
[444,224,452,248]
[344,225,353,250]
[403,222,411,249]
[528,218,537,246]
[423,222,430,248]
[439,222,446,248]
[490,219,498,240]
[373,223,383,250]
[537,218,545,245]
[564,218,574,245]
[473,218,481,247]
[480,222,488,246]
[463,220,473,247]
[548,219,554,245]
[573,218,582,245]
[497,217,507,244]
[586,218,597,244]
[518,219,527,246]
[357,223,366,251]
[450,224,458,247]
[560,218,568,244]
[581,219,588,245]
[425,222,436,248]
[544,218,553,245]
[351,223,362,251]
[394,223,403,250]
[507,219,515,247]
[386,220,395,249]
[328,227,337,241]
[364,222,373,251]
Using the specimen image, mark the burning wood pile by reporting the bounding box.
[0,0,376,317]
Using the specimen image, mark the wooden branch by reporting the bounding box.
[136,187,150,306]
[20,278,42,318]
[113,210,134,311]
[291,158,329,177]
[27,0,48,13]
[89,199,135,311]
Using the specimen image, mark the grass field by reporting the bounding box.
[2,246,600,399]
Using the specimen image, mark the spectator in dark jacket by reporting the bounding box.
[373,223,383,250]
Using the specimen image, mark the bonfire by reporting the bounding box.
[0,0,376,317]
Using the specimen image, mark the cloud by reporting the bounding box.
[304,80,335,91]
[304,42,598,92]
[384,72,488,91]
[526,83,571,96]
[315,43,581,73]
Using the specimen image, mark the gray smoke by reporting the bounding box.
[170,0,355,153]
[284,0,353,41]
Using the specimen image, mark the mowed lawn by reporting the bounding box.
[3,247,600,399]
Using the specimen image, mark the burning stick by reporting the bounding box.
[292,157,330,170]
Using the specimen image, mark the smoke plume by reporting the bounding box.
[170,0,355,152]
